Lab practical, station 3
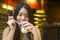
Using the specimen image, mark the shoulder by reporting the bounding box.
[3,27,10,33]
[4,27,10,31]
[2,27,10,40]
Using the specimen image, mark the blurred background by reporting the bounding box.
[0,0,60,40]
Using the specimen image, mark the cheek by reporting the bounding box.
[16,16,21,22]
[26,18,29,21]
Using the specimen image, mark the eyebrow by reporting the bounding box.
[18,12,28,15]
[19,12,22,14]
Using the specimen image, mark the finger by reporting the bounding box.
[8,16,14,20]
[8,16,12,20]
[12,22,16,26]
[24,26,33,31]
[7,19,15,25]
[22,23,31,27]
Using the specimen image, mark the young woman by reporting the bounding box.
[2,3,42,40]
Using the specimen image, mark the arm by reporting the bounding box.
[32,27,42,40]
[2,27,10,40]
[4,16,16,40]
[21,21,42,40]
[6,28,16,40]
[2,27,16,40]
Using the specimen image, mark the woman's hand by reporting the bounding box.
[7,16,16,30]
[21,21,35,33]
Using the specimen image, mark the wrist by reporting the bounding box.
[31,28,36,34]
[11,28,16,31]
[10,26,16,30]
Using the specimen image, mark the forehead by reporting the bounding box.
[18,7,28,14]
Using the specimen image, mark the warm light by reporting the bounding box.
[34,18,42,21]
[37,23,43,26]
[38,19,42,21]
[39,15,46,17]
[34,14,40,17]
[34,14,46,17]
[36,10,45,13]
[2,4,14,10]
[43,18,46,20]
[41,0,44,9]
[34,18,39,20]
[34,22,39,24]
[35,25,39,27]
[27,0,35,2]
[2,4,7,9]
[26,0,37,4]
[8,6,14,10]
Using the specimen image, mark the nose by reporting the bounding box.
[21,15,26,21]
[21,15,24,20]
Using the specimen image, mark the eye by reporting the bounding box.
[18,13,22,16]
[19,14,22,16]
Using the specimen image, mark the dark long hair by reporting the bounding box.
[13,3,34,40]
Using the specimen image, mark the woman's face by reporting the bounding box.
[16,7,29,22]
